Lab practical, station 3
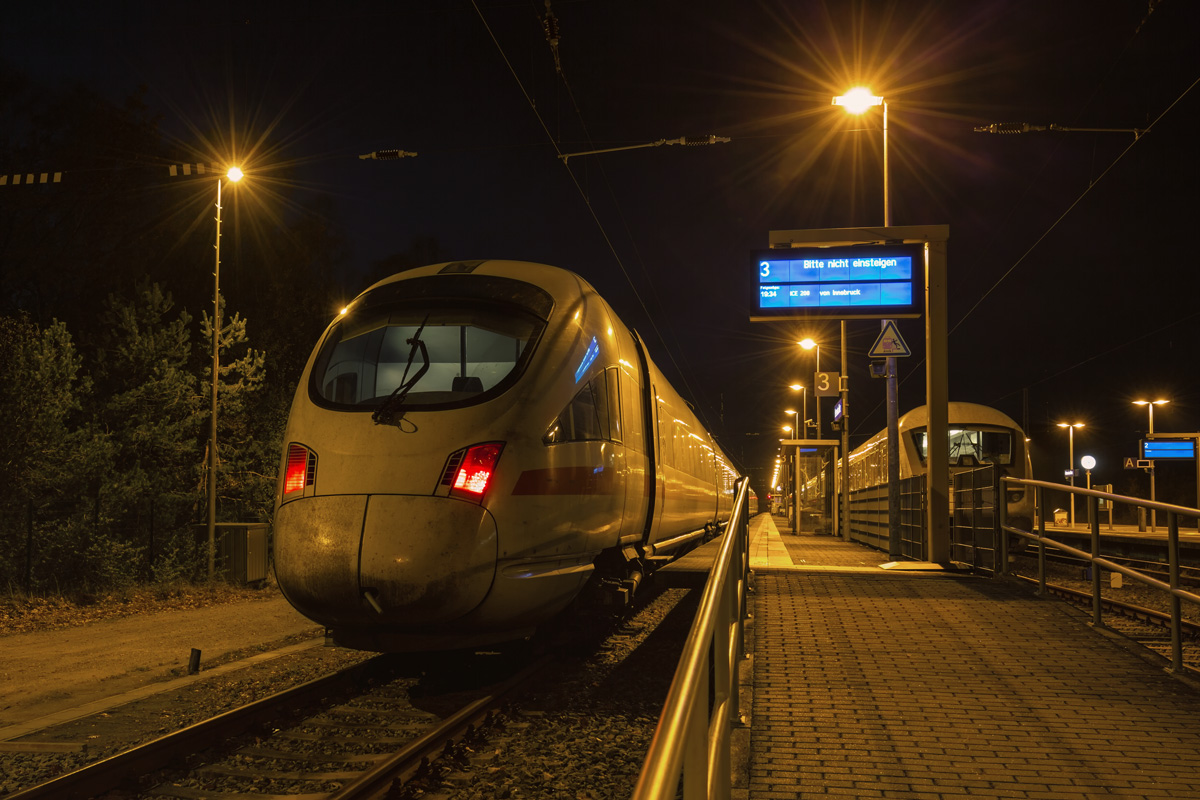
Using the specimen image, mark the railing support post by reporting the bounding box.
[1168,511,1183,672]
[1035,486,1047,596]
[997,474,1008,576]
[1090,494,1103,628]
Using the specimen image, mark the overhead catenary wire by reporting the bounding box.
[470,0,724,435]
[950,80,1199,336]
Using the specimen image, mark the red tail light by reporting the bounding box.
[284,443,315,494]
[449,442,504,499]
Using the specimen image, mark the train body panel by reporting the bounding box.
[273,260,737,651]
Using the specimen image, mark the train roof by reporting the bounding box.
[360,260,595,306]
[897,402,1024,432]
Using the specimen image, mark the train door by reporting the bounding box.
[615,357,649,543]
[646,383,668,540]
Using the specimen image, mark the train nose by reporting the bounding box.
[275,495,498,627]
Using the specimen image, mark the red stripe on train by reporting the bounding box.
[511,466,617,495]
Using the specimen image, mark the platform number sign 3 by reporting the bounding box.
[814,371,839,397]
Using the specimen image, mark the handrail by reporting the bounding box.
[632,476,751,800]
[1000,476,1200,673]
[1011,476,1200,519]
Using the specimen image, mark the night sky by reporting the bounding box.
[3,0,1198,502]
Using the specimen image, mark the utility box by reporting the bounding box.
[194,523,269,584]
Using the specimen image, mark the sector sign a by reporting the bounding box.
[752,243,925,321]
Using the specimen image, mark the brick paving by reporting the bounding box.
[747,515,1200,799]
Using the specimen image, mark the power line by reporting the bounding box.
[471,0,721,432]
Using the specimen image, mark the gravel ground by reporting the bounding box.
[0,633,376,795]
[1,586,700,799]
[410,587,700,800]
[1009,554,1200,669]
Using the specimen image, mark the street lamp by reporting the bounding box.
[788,385,808,439]
[831,88,888,224]
[798,339,821,438]
[1133,399,1169,530]
[1057,422,1085,527]
[208,165,243,579]
[834,86,903,554]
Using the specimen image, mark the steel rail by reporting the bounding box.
[329,655,552,800]
[5,655,394,800]
[1011,574,1200,638]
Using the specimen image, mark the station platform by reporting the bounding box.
[739,513,1200,799]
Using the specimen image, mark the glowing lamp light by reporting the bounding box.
[226,166,244,182]
[832,88,883,115]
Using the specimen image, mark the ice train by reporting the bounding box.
[273,260,738,652]
[845,402,1035,547]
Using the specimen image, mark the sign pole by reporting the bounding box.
[925,234,950,563]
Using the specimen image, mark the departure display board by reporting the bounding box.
[1141,439,1197,460]
[752,243,925,321]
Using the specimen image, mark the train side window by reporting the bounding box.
[543,372,612,444]
[910,430,928,466]
[606,367,622,443]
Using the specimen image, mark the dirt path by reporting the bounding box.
[0,595,322,730]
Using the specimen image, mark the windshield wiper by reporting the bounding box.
[372,316,430,426]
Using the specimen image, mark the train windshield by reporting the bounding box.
[309,298,545,411]
[910,427,1015,467]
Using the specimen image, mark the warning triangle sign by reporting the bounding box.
[868,320,911,358]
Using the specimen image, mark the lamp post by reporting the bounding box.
[788,385,808,439]
[208,166,243,580]
[832,88,888,223]
[1057,422,1085,528]
[833,87,902,555]
[798,339,821,438]
[1133,399,1169,531]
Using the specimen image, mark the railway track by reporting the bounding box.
[6,650,551,800]
[1021,546,1200,587]
[5,580,694,800]
[1013,574,1200,638]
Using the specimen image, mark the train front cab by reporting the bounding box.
[846,403,1034,555]
[273,261,734,652]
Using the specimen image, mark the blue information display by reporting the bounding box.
[752,244,924,320]
[1141,439,1196,460]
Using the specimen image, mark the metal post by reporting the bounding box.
[1090,495,1102,628]
[840,321,850,542]
[1168,511,1183,671]
[925,236,951,563]
[883,100,902,559]
[1149,463,1157,533]
[208,178,223,580]
[1148,404,1156,532]
[1067,428,1076,528]
[792,447,799,535]
[813,345,821,439]
[997,475,1009,577]
[1036,486,1047,596]
[801,389,807,440]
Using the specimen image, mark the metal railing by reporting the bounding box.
[1000,476,1200,672]
[632,477,751,800]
